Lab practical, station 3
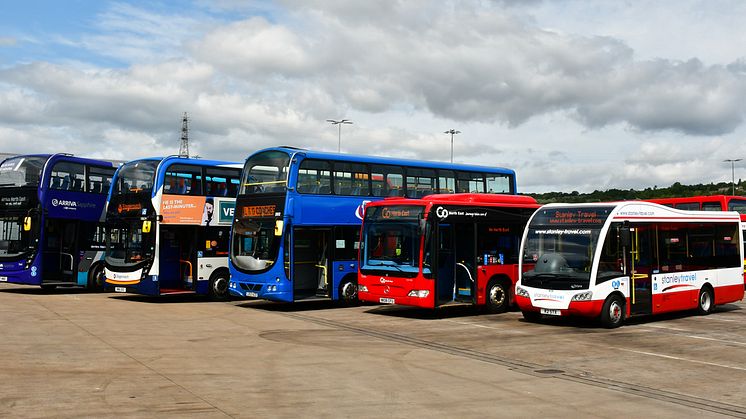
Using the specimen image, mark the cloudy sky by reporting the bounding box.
[2,0,746,193]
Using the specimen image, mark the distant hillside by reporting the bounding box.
[526,181,743,204]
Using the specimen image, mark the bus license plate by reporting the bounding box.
[540,308,561,316]
[0,276,7,282]
[246,292,258,297]
[114,287,127,293]
[379,298,395,304]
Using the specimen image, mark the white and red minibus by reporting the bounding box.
[515,202,744,327]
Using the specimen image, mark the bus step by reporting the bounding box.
[294,295,330,302]
[41,281,76,286]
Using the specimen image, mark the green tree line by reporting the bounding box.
[526,180,744,204]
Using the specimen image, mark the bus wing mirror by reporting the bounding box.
[23,216,32,231]
[274,220,284,236]
[142,220,152,233]
[619,227,631,247]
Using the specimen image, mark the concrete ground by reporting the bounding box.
[1,283,745,418]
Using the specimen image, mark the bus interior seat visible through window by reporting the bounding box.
[60,176,70,190]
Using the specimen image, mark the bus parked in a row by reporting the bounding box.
[0,154,116,290]
[515,202,745,327]
[228,146,517,303]
[357,194,539,311]
[104,157,241,298]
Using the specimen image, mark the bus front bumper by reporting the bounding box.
[515,294,604,318]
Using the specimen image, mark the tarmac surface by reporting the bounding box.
[1,283,745,418]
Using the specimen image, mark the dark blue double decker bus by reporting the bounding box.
[228,146,517,303]
[0,154,116,290]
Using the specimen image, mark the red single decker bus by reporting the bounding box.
[358,194,539,312]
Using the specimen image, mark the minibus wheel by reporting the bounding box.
[600,295,624,328]
[521,310,541,323]
[696,286,714,315]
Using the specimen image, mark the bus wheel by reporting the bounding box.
[697,286,714,315]
[486,280,509,313]
[209,272,230,300]
[87,264,105,292]
[521,310,541,323]
[600,295,624,328]
[339,278,358,305]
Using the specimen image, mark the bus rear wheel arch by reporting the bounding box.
[338,274,358,305]
[697,285,715,315]
[209,269,230,300]
[485,277,511,314]
[600,293,625,328]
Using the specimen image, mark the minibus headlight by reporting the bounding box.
[571,291,593,301]
[515,286,529,298]
[358,284,369,292]
[407,290,429,298]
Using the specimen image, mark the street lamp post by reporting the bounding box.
[444,129,460,163]
[724,159,743,195]
[327,119,353,152]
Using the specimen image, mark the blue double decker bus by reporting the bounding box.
[228,146,517,303]
[103,156,242,298]
[0,154,117,290]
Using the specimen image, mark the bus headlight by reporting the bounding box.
[407,290,429,298]
[571,291,593,301]
[515,286,529,298]
[267,285,277,292]
[358,284,368,292]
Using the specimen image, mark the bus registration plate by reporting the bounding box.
[114,287,127,293]
[379,298,395,304]
[246,292,258,297]
[540,308,561,316]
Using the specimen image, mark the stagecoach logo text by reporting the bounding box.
[243,205,276,217]
[118,203,142,213]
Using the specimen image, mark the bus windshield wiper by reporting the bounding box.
[368,261,405,271]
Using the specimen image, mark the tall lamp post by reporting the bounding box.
[327,119,353,152]
[724,158,742,195]
[444,129,460,163]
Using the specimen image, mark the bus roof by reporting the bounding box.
[368,193,539,208]
[4,153,118,167]
[538,201,741,222]
[128,156,242,169]
[250,146,515,175]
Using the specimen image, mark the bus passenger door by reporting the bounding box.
[628,226,653,315]
[436,224,455,305]
[453,223,476,303]
[59,221,79,283]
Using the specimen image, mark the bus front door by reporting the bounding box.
[628,226,653,315]
[435,224,454,306]
[292,228,331,300]
[42,219,79,284]
[453,223,476,303]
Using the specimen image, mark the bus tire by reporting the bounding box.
[87,263,105,292]
[697,285,714,315]
[522,310,541,323]
[338,277,358,305]
[209,270,230,300]
[485,279,509,314]
[600,294,625,328]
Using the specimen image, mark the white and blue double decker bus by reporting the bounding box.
[0,154,117,290]
[103,157,241,298]
[228,146,517,303]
